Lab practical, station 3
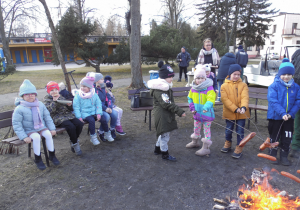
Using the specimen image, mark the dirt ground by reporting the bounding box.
[0,85,300,210]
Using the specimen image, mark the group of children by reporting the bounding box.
[12,58,300,169]
[149,58,300,165]
[12,73,125,170]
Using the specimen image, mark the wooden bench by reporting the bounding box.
[128,87,222,131]
[0,110,66,167]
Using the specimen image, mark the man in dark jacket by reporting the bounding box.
[235,45,248,78]
[176,46,191,82]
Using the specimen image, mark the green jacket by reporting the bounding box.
[43,95,75,126]
[148,78,185,137]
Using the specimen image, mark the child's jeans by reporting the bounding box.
[156,132,170,152]
[225,119,245,145]
[84,115,108,135]
[100,109,118,131]
[194,120,212,140]
[113,106,123,126]
[29,130,54,155]
[268,119,294,152]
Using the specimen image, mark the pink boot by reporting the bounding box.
[115,125,126,135]
[186,137,200,148]
[195,138,212,156]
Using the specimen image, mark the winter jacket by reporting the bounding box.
[267,76,300,120]
[176,51,191,67]
[147,78,185,137]
[217,53,237,80]
[73,92,102,119]
[292,49,300,85]
[207,72,218,91]
[235,49,248,68]
[188,86,216,122]
[43,95,75,126]
[221,77,250,120]
[12,98,56,140]
[194,44,220,69]
[59,89,74,100]
[95,85,113,111]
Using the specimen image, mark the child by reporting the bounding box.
[267,58,300,166]
[187,66,216,156]
[73,76,103,145]
[220,64,250,159]
[104,75,126,135]
[12,80,60,170]
[44,81,84,156]
[147,61,186,161]
[86,72,115,142]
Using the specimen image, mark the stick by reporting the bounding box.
[213,204,226,209]
[213,198,229,205]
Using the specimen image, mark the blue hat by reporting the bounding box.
[19,79,37,97]
[278,58,295,77]
[238,45,243,50]
[228,64,242,76]
[106,81,113,89]
[104,75,112,83]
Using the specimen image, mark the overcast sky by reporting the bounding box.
[34,0,300,35]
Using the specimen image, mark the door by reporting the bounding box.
[38,50,44,62]
[69,52,74,61]
[15,51,22,64]
[31,50,38,63]
[44,48,52,62]
[23,50,27,63]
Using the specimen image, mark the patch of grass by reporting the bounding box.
[0,64,158,94]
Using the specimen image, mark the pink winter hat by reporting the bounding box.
[194,65,206,79]
[80,76,95,89]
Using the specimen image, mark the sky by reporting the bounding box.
[33,0,300,35]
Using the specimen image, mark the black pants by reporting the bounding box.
[179,66,187,79]
[59,118,84,144]
[268,119,294,152]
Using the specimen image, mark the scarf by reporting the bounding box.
[79,88,95,99]
[279,78,294,88]
[198,48,219,66]
[20,99,44,130]
[192,78,213,91]
[159,78,173,88]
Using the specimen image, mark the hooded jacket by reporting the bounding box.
[267,76,300,120]
[43,95,75,126]
[147,78,185,137]
[217,53,237,80]
[221,77,250,120]
[235,49,248,68]
[176,47,191,67]
[12,98,56,140]
[73,92,102,119]
[94,84,113,111]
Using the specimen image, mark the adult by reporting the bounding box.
[216,52,236,101]
[235,45,248,79]
[290,49,300,158]
[195,38,220,75]
[176,46,191,82]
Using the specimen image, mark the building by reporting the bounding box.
[0,35,127,64]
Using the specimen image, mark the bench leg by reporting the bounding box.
[145,110,147,123]
[255,109,257,123]
[149,110,152,131]
[248,109,251,129]
[28,143,31,157]
[42,137,50,167]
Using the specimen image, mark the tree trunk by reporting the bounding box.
[229,0,242,50]
[129,0,144,89]
[0,2,12,65]
[95,65,100,73]
[225,0,229,51]
[38,0,72,92]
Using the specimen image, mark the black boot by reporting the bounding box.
[289,149,300,158]
[280,150,291,166]
[49,150,60,166]
[185,78,188,82]
[269,148,279,164]
[177,78,181,82]
[161,151,176,161]
[154,146,161,155]
[34,154,46,170]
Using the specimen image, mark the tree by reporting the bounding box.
[52,7,108,73]
[0,57,16,82]
[107,39,130,65]
[38,0,72,92]
[237,0,278,50]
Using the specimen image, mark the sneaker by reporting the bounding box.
[110,129,116,139]
[104,131,114,142]
[115,125,126,135]
[97,129,107,142]
[90,134,100,145]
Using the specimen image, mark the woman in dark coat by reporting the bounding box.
[195,38,220,75]
[216,52,236,101]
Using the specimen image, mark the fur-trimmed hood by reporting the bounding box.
[147,78,172,91]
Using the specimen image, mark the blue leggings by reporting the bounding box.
[84,115,108,135]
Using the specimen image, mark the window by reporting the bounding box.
[271,41,275,50]
[292,23,298,30]
[273,25,277,33]
[247,46,252,51]
[297,40,300,44]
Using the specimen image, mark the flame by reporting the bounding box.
[238,171,300,209]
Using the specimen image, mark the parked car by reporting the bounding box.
[261,52,279,60]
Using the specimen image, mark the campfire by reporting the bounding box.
[213,168,300,210]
